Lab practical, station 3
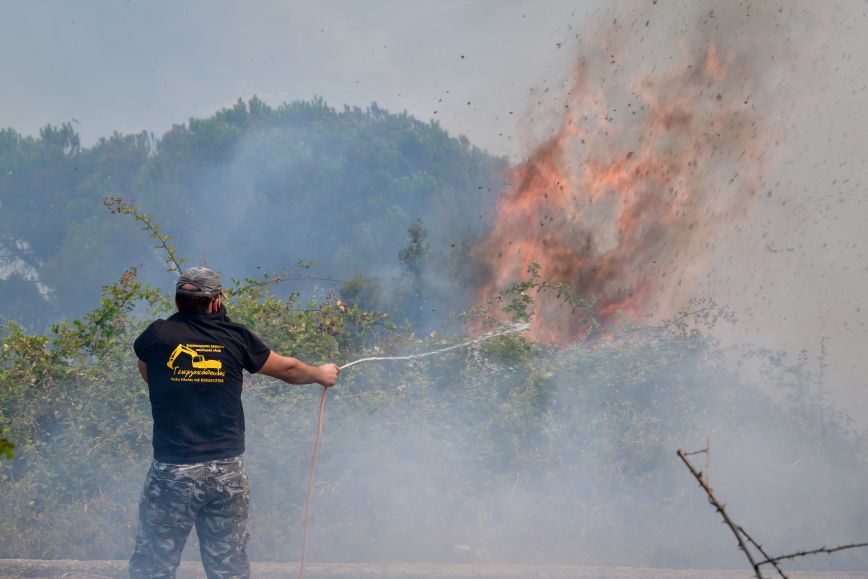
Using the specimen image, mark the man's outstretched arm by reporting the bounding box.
[257,352,339,387]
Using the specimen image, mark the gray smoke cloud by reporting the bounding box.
[2,0,868,574]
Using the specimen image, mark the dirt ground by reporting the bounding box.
[1,560,866,579]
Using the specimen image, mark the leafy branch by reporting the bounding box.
[464,262,599,333]
[51,267,170,353]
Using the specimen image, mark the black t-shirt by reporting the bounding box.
[133,306,271,463]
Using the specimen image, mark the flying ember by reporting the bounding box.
[473,29,767,343]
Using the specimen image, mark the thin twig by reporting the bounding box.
[737,525,788,578]
[682,449,707,457]
[677,449,762,578]
[102,196,184,274]
[137,217,183,274]
[758,542,868,567]
[660,306,718,328]
[706,436,710,486]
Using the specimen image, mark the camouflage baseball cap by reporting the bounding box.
[176,267,223,298]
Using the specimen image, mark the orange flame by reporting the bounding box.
[473,38,763,343]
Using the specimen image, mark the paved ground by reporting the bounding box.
[1,560,867,579]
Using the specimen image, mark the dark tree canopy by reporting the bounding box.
[0,97,506,330]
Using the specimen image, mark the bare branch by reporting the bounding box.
[682,448,707,457]
[676,449,762,578]
[681,438,711,483]
[680,446,868,577]
[737,525,788,578]
[758,542,868,567]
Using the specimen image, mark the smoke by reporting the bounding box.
[234,326,868,571]
[229,1,868,571]
[128,102,506,322]
[4,1,868,574]
[470,1,809,343]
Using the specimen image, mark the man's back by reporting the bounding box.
[130,266,338,579]
[133,307,270,463]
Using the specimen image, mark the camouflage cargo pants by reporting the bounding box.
[129,455,250,579]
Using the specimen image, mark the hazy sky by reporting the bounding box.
[2,1,868,425]
[0,0,596,158]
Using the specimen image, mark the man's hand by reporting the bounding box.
[318,363,340,387]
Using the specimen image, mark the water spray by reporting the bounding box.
[297,322,530,579]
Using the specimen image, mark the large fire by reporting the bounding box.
[473,25,765,343]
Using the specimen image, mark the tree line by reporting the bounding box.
[0,96,507,330]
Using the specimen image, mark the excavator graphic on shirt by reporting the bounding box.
[166,344,223,371]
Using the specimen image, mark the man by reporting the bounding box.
[130,266,339,579]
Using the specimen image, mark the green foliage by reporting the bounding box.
[465,262,598,331]
[0,214,397,557]
[64,268,168,351]
[0,433,12,461]
[2,238,866,565]
[339,274,384,312]
[0,97,506,330]
[1,117,867,568]
[0,123,156,328]
[397,219,429,276]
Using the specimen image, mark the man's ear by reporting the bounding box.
[210,295,221,313]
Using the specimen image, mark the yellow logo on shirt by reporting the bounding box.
[167,344,226,383]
